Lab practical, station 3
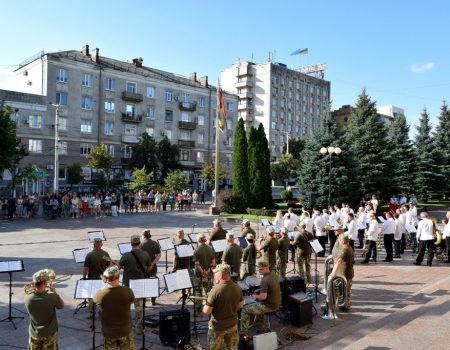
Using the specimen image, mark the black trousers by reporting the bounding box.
[365,240,377,261]
[401,233,406,253]
[349,239,355,252]
[394,239,401,257]
[328,230,336,255]
[383,234,394,261]
[317,235,327,257]
[416,239,435,266]
[446,237,450,262]
[357,229,365,247]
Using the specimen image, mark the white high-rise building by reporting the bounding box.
[221,60,330,161]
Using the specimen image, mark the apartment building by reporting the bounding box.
[221,60,331,161]
[3,45,237,192]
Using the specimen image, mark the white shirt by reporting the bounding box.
[367,219,379,241]
[329,211,339,224]
[442,220,450,239]
[272,216,284,229]
[284,218,297,232]
[347,220,358,240]
[409,207,418,226]
[416,218,434,241]
[381,218,396,235]
[314,216,326,237]
[398,213,406,234]
[371,199,379,211]
[289,212,299,225]
[357,212,367,229]
[394,219,402,240]
[303,217,314,233]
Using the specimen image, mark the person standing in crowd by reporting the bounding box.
[356,207,367,248]
[203,264,244,350]
[361,212,379,263]
[110,193,119,217]
[272,210,284,231]
[24,269,64,350]
[328,206,339,254]
[442,211,450,263]
[119,234,151,335]
[293,224,314,283]
[241,219,257,238]
[172,229,193,271]
[208,219,228,264]
[7,196,17,219]
[93,266,135,349]
[193,233,216,315]
[259,227,278,272]
[283,212,297,261]
[346,213,357,252]
[240,261,281,341]
[277,228,290,278]
[370,195,379,214]
[241,234,256,280]
[140,229,161,306]
[222,232,243,279]
[414,212,435,266]
[408,202,419,227]
[314,209,327,257]
[381,212,396,262]
[301,211,314,234]
[83,238,113,319]
[394,212,403,258]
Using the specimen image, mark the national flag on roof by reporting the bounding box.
[217,81,227,132]
[290,48,308,56]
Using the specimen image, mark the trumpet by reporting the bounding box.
[24,269,56,294]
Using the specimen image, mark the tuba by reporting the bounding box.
[321,274,348,320]
[321,256,334,294]
[431,217,443,246]
[24,269,56,294]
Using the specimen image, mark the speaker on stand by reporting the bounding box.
[159,309,191,346]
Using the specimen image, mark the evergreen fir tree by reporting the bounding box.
[414,108,446,201]
[257,123,273,207]
[345,89,392,199]
[386,115,415,194]
[247,127,260,207]
[434,100,450,197]
[232,118,250,211]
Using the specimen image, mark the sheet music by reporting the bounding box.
[188,233,198,243]
[118,243,132,255]
[0,260,24,272]
[175,244,194,258]
[73,248,92,263]
[261,219,271,226]
[164,269,192,293]
[74,279,104,299]
[130,278,160,298]
[405,224,417,233]
[378,216,386,223]
[238,237,248,248]
[328,220,339,228]
[211,239,227,253]
[158,237,174,251]
[310,239,324,254]
[87,230,106,242]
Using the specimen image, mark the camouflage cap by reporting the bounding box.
[130,234,141,244]
[257,261,269,269]
[213,263,231,275]
[32,269,49,284]
[197,233,207,242]
[246,233,255,240]
[226,232,234,240]
[101,265,120,281]
[266,226,275,235]
[242,219,250,225]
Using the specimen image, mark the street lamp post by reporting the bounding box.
[49,103,60,193]
[320,146,342,207]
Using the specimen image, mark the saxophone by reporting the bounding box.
[321,256,334,294]
[321,275,348,320]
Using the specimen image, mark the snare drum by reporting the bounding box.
[245,276,261,287]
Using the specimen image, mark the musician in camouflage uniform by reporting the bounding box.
[193,233,216,314]
[293,223,314,283]
[259,227,278,272]
[25,269,64,350]
[208,219,228,264]
[140,229,161,305]
[203,264,244,350]
[276,228,290,277]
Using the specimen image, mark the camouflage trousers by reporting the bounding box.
[240,302,275,336]
[297,254,312,283]
[28,332,58,350]
[134,299,144,333]
[193,275,212,313]
[276,258,288,278]
[207,324,239,350]
[342,279,352,310]
[104,332,135,350]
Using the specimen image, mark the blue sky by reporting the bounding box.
[1,0,449,132]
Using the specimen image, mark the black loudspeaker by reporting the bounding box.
[159,309,190,345]
[309,192,316,208]
[287,293,313,327]
[281,276,306,311]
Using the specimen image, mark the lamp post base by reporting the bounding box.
[209,206,220,215]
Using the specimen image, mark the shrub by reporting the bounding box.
[280,190,293,201]
[217,189,240,213]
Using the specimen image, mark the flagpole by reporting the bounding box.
[213,83,220,208]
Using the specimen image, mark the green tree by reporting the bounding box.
[270,154,301,187]
[247,127,261,207]
[128,166,154,192]
[67,163,84,190]
[345,89,392,199]
[414,108,445,201]
[201,163,228,188]
[283,138,305,161]
[232,118,250,211]
[434,100,450,197]
[86,144,113,190]
[386,115,415,195]
[164,169,187,192]
[130,133,158,174]
[257,123,273,206]
[156,137,181,182]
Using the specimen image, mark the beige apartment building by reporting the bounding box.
[221,60,331,161]
[2,45,237,193]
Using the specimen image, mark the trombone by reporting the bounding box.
[24,269,57,294]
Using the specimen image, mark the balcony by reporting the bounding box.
[180,160,195,167]
[237,101,253,110]
[122,135,140,143]
[235,79,253,88]
[122,91,143,102]
[178,121,197,130]
[179,101,197,111]
[121,113,143,123]
[178,140,195,148]
[238,91,252,99]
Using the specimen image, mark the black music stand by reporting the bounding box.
[118,242,132,255]
[309,239,325,303]
[0,260,25,329]
[74,279,104,349]
[174,245,194,304]
[72,250,92,315]
[157,238,175,274]
[130,278,160,350]
[163,270,193,347]
[286,232,298,275]
[87,230,106,242]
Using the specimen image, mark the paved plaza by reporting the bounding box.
[1,206,450,350]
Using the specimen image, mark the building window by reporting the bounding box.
[272,87,278,96]
[58,141,68,155]
[180,131,189,140]
[82,73,92,87]
[226,136,232,145]
[225,153,232,167]
[197,115,205,126]
[105,100,115,113]
[199,96,206,107]
[56,92,68,106]
[81,96,92,110]
[181,92,190,103]
[146,106,155,120]
[226,119,232,130]
[165,110,173,121]
[226,102,234,112]
[59,117,67,131]
[181,112,189,122]
[28,139,42,153]
[80,143,92,155]
[165,91,173,102]
[106,78,116,91]
[146,86,155,98]
[198,133,204,145]
[126,82,137,93]
[165,130,172,140]
[104,122,114,135]
[180,150,189,161]
[124,146,133,159]
[271,110,276,118]
[107,145,115,158]
[126,104,135,117]
[56,69,67,83]
[271,122,277,129]
[29,115,42,129]
[197,151,204,163]
[81,119,92,133]
[125,124,136,136]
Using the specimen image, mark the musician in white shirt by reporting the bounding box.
[442,211,450,263]
[398,208,407,254]
[346,213,357,252]
[328,207,340,254]
[381,212,396,262]
[408,203,418,227]
[370,195,379,213]
[394,212,403,258]
[314,211,326,257]
[361,212,379,263]
[301,211,314,234]
[414,212,435,266]
[356,207,367,248]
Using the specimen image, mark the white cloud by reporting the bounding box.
[410,62,435,73]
